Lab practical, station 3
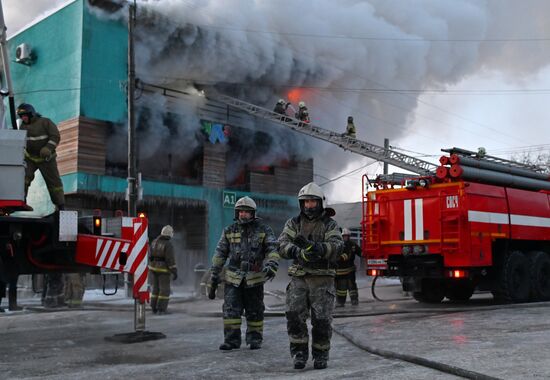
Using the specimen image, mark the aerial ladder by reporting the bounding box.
[141,83,438,176]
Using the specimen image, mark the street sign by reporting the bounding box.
[223,191,237,208]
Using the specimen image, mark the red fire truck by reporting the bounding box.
[362,147,550,303]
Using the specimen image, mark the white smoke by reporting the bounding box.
[121,0,550,201]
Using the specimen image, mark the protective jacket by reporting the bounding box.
[346,122,356,137]
[20,116,60,162]
[211,219,279,287]
[295,107,310,122]
[336,240,361,276]
[279,212,343,277]
[148,235,177,274]
[274,103,289,114]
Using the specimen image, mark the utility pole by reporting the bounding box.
[0,0,17,129]
[383,138,389,175]
[127,0,137,218]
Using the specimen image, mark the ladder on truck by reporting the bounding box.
[140,82,438,176]
[442,147,547,173]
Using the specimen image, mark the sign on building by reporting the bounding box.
[223,191,237,208]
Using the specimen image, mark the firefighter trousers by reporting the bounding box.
[42,273,65,308]
[64,273,85,308]
[25,156,65,207]
[149,271,171,312]
[335,272,358,305]
[285,276,335,361]
[222,283,264,347]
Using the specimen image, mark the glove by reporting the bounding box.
[171,269,178,281]
[340,253,349,262]
[40,146,52,161]
[210,271,220,285]
[262,260,278,280]
[293,235,312,250]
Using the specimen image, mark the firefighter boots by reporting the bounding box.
[249,342,261,350]
[314,359,328,369]
[293,353,307,369]
[219,342,240,351]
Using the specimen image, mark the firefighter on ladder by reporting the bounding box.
[17,103,65,211]
[209,196,279,351]
[335,228,362,307]
[344,116,356,139]
[148,225,178,314]
[295,101,310,124]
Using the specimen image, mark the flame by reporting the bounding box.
[287,88,302,103]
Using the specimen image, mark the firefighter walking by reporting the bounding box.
[335,228,362,307]
[209,196,279,351]
[148,225,178,314]
[278,182,343,370]
[17,103,65,210]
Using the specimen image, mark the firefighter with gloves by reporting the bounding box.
[148,225,178,314]
[278,182,343,370]
[335,228,362,307]
[295,101,310,123]
[17,103,65,210]
[209,196,279,351]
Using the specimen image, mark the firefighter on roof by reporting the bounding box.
[209,196,279,351]
[17,103,65,210]
[148,225,178,314]
[278,182,343,370]
[335,228,362,307]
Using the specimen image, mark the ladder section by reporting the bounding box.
[442,147,546,173]
[208,91,437,176]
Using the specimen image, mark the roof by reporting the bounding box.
[329,201,362,229]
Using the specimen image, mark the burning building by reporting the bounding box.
[7,0,313,281]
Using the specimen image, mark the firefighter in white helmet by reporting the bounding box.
[278,182,344,370]
[344,116,357,139]
[295,101,310,123]
[148,225,178,314]
[209,196,279,351]
[335,228,362,307]
[274,98,291,115]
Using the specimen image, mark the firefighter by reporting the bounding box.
[148,225,178,314]
[209,196,279,351]
[345,116,356,138]
[335,228,362,307]
[274,98,291,115]
[278,182,344,370]
[17,103,65,210]
[295,101,310,123]
[42,273,65,308]
[64,273,86,308]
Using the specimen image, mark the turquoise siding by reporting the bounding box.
[80,4,128,123]
[62,172,298,259]
[9,1,83,123]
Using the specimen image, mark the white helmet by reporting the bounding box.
[234,196,257,220]
[277,98,285,105]
[342,228,351,236]
[298,101,306,108]
[477,147,486,158]
[161,225,174,238]
[298,182,326,206]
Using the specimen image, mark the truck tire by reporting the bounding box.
[446,281,474,302]
[499,250,530,303]
[529,251,550,301]
[412,279,445,303]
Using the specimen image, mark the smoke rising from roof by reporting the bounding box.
[116,0,550,201]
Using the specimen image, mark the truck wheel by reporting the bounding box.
[499,250,530,303]
[412,279,445,303]
[529,251,550,301]
[446,281,474,302]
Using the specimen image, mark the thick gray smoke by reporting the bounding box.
[114,0,550,201]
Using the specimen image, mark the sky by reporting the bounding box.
[4,0,550,204]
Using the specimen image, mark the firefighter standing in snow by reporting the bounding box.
[17,103,65,210]
[148,225,178,314]
[209,196,279,350]
[335,228,362,307]
[278,182,343,370]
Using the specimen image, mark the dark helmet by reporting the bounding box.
[16,103,36,118]
[347,116,354,123]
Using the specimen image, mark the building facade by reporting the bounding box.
[8,0,312,281]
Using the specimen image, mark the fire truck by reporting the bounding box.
[363,148,550,303]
